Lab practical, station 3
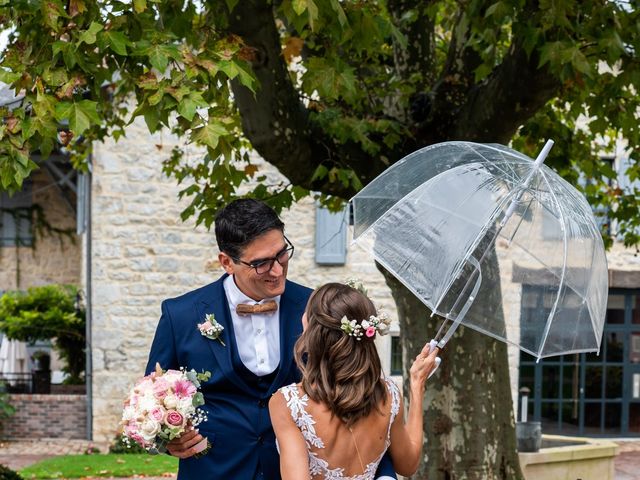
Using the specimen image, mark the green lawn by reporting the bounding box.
[19,454,178,479]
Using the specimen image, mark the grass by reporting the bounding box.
[19,454,178,479]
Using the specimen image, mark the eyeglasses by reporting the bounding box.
[232,236,295,275]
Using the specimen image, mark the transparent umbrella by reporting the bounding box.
[350,140,608,360]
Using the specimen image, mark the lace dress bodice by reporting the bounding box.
[279,378,400,480]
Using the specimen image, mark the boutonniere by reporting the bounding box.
[197,313,226,346]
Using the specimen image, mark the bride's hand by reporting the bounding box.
[409,340,440,393]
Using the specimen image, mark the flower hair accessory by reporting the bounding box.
[345,278,368,296]
[340,312,391,341]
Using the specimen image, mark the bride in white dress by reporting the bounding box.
[269,282,440,480]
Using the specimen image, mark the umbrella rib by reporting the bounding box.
[536,169,569,360]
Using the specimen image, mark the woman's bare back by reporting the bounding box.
[279,378,400,480]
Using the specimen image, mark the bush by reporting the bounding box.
[109,434,147,454]
[0,464,23,480]
[0,285,85,384]
[0,380,15,421]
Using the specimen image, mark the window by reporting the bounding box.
[519,288,640,436]
[0,182,33,247]
[390,335,403,375]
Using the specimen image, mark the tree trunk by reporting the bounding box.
[379,255,524,480]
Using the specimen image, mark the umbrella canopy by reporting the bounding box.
[351,141,608,360]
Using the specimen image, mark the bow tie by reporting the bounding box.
[236,300,278,316]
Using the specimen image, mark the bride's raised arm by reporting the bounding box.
[388,342,440,476]
[269,391,312,480]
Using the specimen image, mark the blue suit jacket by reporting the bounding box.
[146,274,396,479]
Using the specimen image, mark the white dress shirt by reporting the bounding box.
[223,275,281,376]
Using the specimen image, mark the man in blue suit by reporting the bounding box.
[146,199,396,479]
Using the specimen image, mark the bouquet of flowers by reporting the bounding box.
[120,363,211,455]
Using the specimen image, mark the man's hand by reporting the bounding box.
[167,428,207,459]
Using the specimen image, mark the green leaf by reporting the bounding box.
[569,47,592,77]
[41,0,66,32]
[103,31,131,55]
[0,70,20,85]
[133,0,147,13]
[191,121,228,149]
[143,107,161,132]
[311,164,328,182]
[78,22,104,46]
[292,0,307,15]
[328,0,348,27]
[148,45,169,72]
[54,100,100,136]
[177,93,208,121]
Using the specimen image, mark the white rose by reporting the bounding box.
[361,320,370,329]
[164,394,178,409]
[138,394,159,413]
[122,406,137,422]
[177,397,195,415]
[140,418,161,440]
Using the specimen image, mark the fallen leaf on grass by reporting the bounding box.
[115,458,126,464]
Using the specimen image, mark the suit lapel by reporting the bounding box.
[195,276,256,397]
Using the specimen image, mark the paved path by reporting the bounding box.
[0,438,638,479]
[613,440,640,480]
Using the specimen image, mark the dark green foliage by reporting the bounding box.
[0,464,23,480]
[109,434,147,455]
[0,285,85,384]
[0,380,16,421]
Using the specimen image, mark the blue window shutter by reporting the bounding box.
[315,205,348,265]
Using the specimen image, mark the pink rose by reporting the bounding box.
[152,378,170,399]
[150,406,165,422]
[199,321,212,331]
[165,410,185,427]
[365,327,376,338]
[125,423,139,435]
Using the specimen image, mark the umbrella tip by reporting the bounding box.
[533,139,555,168]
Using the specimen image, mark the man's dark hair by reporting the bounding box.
[215,199,285,259]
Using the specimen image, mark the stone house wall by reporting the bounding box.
[0,170,81,292]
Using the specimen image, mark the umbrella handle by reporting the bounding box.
[435,255,483,349]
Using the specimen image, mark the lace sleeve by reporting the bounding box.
[280,384,325,449]
[384,377,401,425]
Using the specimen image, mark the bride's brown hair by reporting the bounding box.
[294,283,387,427]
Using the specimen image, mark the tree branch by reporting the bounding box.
[226,0,391,198]
[450,41,561,143]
